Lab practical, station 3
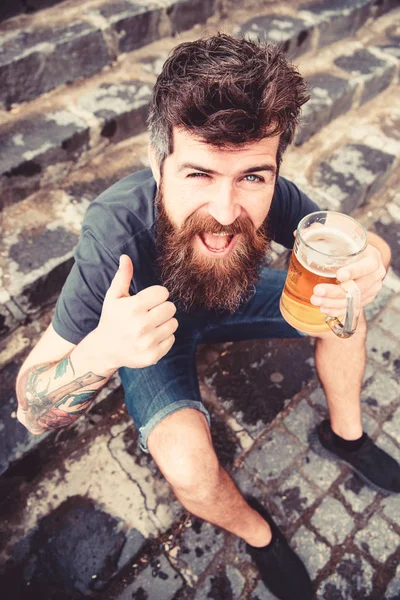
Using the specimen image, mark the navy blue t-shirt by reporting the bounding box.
[52,168,319,344]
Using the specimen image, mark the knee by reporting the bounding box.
[148,414,221,501]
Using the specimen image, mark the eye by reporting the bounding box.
[187,172,210,179]
[244,174,264,183]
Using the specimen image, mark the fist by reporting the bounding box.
[96,255,178,370]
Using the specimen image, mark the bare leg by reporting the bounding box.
[314,313,367,440]
[147,408,272,547]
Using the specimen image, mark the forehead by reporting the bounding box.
[167,128,279,170]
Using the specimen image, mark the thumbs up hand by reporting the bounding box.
[95,255,178,370]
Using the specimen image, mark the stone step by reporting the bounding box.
[0,0,217,110]
[1,5,399,209]
[1,0,68,23]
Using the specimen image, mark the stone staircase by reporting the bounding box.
[1,1,400,598]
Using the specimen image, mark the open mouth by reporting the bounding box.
[197,232,237,256]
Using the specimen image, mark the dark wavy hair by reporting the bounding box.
[147,33,309,169]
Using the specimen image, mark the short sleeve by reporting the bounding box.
[52,229,119,345]
[268,177,320,249]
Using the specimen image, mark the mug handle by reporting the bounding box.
[325,280,361,339]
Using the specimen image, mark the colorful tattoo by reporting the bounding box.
[20,359,106,431]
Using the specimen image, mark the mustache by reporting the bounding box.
[180,212,257,238]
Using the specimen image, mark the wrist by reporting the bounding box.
[79,328,120,375]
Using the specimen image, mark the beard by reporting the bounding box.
[154,184,271,313]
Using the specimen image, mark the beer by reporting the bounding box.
[280,226,360,334]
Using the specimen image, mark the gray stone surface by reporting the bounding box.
[167,0,215,35]
[366,325,400,367]
[354,514,400,562]
[117,528,146,571]
[0,22,110,108]
[194,565,245,600]
[310,497,353,545]
[0,112,90,208]
[299,0,373,48]
[116,555,183,600]
[291,525,331,580]
[377,308,400,340]
[334,47,396,105]
[236,14,313,59]
[362,370,400,415]
[272,472,318,525]
[317,553,374,599]
[283,399,320,445]
[381,496,400,526]
[300,450,341,491]
[338,473,376,513]
[383,406,400,445]
[177,521,225,576]
[99,2,163,54]
[374,219,400,278]
[363,284,393,321]
[311,143,396,214]
[244,430,302,483]
[295,73,357,146]
[386,564,400,599]
[78,81,152,143]
[250,580,280,600]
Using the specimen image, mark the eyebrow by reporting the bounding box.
[178,163,276,176]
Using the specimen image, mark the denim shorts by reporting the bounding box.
[118,268,304,452]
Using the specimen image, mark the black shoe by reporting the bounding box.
[245,496,314,600]
[316,419,400,494]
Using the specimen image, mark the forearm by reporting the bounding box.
[16,330,117,434]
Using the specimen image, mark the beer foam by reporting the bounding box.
[297,226,360,277]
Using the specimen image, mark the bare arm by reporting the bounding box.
[16,330,116,435]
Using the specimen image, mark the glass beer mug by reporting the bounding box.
[280,211,367,338]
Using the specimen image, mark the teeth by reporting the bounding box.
[209,232,230,236]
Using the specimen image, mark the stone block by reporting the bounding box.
[383,406,400,445]
[362,370,400,416]
[377,308,400,340]
[271,472,318,525]
[0,23,110,108]
[354,513,400,561]
[310,496,353,545]
[311,143,396,214]
[338,473,376,513]
[0,111,90,208]
[334,48,396,106]
[0,1,24,21]
[375,0,400,17]
[195,566,245,600]
[250,580,280,600]
[283,399,320,446]
[236,14,314,59]
[386,564,400,599]
[177,520,225,576]
[167,0,216,35]
[0,303,19,339]
[366,325,400,367]
[79,81,152,143]
[99,2,163,54]
[317,553,374,599]
[381,496,400,527]
[291,526,331,579]
[244,430,302,483]
[374,220,400,278]
[295,73,357,146]
[364,283,393,321]
[299,0,373,49]
[206,337,315,438]
[300,450,341,491]
[116,555,183,600]
[5,496,126,596]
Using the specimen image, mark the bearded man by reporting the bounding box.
[16,34,399,600]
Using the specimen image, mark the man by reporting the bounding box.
[16,34,399,600]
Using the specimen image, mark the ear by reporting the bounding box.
[148,145,161,186]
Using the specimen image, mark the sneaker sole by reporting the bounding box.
[309,429,395,496]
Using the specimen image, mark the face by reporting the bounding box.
[153,128,280,312]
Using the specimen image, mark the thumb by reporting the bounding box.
[107,254,134,299]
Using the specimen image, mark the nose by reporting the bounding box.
[207,181,241,225]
